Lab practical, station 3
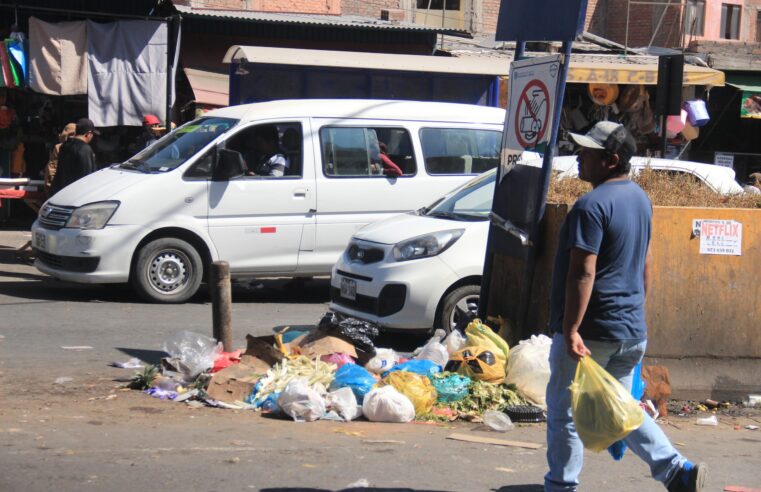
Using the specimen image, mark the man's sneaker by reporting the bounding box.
[667,462,707,492]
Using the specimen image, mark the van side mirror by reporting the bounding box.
[213,149,247,181]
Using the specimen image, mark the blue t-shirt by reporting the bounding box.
[549,179,652,341]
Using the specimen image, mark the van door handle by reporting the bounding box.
[293,188,308,198]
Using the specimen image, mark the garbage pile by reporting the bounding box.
[126,314,554,425]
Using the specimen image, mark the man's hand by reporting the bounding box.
[566,331,591,361]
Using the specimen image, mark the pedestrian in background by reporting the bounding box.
[43,122,76,196]
[544,121,706,492]
[50,118,98,197]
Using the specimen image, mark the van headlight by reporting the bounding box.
[392,229,464,262]
[65,201,120,230]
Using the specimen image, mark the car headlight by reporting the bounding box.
[65,201,120,230]
[392,229,464,262]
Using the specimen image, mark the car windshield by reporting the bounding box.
[423,169,496,221]
[119,117,238,173]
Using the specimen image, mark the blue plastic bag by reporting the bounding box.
[330,363,376,403]
[382,359,441,378]
[431,373,471,403]
[607,362,646,460]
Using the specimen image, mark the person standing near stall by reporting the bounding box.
[43,122,76,197]
[50,118,98,196]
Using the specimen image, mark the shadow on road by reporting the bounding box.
[261,489,450,492]
[114,348,170,365]
[495,486,544,492]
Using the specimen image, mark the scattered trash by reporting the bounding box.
[330,363,376,404]
[745,425,759,431]
[447,347,505,383]
[414,329,449,367]
[383,359,440,378]
[483,410,514,432]
[365,348,399,374]
[212,350,242,373]
[430,372,471,403]
[317,312,379,355]
[345,478,369,488]
[443,329,466,355]
[504,404,546,423]
[320,352,355,369]
[162,331,221,378]
[362,386,415,423]
[745,395,761,407]
[61,345,93,350]
[380,371,437,416]
[504,334,552,408]
[277,378,325,422]
[54,377,73,385]
[325,387,362,421]
[111,358,144,369]
[695,415,719,426]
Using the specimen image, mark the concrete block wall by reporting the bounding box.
[181,0,340,14]
[342,0,403,19]
[481,0,500,33]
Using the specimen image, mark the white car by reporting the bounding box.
[329,157,746,331]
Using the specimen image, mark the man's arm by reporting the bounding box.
[563,247,596,361]
[643,246,653,301]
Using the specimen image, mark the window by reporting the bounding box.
[419,128,502,175]
[720,4,741,39]
[224,122,303,178]
[320,127,416,178]
[756,9,761,42]
[684,0,705,36]
[416,0,460,9]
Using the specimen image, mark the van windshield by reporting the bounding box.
[423,169,496,221]
[119,117,238,173]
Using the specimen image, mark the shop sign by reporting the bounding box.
[713,153,734,168]
[692,219,742,256]
[566,67,659,85]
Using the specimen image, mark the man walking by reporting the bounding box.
[50,118,99,196]
[544,121,706,491]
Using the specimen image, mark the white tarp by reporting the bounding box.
[87,20,171,127]
[28,17,88,95]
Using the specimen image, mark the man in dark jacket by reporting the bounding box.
[50,118,99,196]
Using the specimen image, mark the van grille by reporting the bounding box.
[38,204,74,230]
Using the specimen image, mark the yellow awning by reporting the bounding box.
[567,61,725,87]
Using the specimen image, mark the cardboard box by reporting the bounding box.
[205,359,267,403]
[298,331,357,358]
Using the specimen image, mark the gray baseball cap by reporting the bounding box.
[569,121,636,159]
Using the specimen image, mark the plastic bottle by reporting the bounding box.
[483,410,514,432]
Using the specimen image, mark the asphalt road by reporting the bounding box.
[2,227,761,492]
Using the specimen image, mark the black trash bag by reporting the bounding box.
[317,311,379,355]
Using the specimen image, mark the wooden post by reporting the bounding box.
[210,261,233,351]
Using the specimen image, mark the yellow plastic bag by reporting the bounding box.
[447,346,506,383]
[464,318,509,365]
[380,371,437,415]
[570,357,644,452]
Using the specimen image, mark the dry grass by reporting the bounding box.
[547,167,761,209]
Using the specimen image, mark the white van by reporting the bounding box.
[31,99,509,303]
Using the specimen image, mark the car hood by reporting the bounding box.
[354,211,482,245]
[46,167,153,207]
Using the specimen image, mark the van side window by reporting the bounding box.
[420,128,501,175]
[320,127,416,177]
[225,123,303,178]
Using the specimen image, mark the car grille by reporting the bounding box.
[35,250,100,273]
[331,284,406,317]
[347,243,384,264]
[38,204,74,230]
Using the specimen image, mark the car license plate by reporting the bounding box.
[34,231,46,252]
[340,277,356,301]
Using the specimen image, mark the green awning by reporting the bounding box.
[726,74,761,119]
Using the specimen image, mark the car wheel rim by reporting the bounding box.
[449,293,480,330]
[148,250,190,295]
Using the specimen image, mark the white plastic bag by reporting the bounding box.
[277,378,326,422]
[362,386,415,423]
[325,387,362,421]
[365,348,399,375]
[504,334,553,408]
[444,329,466,355]
[414,329,449,367]
[162,331,221,377]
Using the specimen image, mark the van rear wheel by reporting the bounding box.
[132,238,203,303]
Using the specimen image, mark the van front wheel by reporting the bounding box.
[132,238,203,303]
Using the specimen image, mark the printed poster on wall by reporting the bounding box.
[740,91,761,119]
[692,219,743,256]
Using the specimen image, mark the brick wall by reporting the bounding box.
[480,0,500,33]
[342,0,402,18]
[184,0,340,14]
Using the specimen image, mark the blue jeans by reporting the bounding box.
[544,334,686,491]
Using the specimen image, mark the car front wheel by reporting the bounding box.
[437,284,480,332]
[131,237,203,303]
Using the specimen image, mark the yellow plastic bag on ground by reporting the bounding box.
[570,357,644,452]
[447,346,506,383]
[464,319,510,365]
[380,371,437,415]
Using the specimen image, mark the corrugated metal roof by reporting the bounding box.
[173,5,464,35]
